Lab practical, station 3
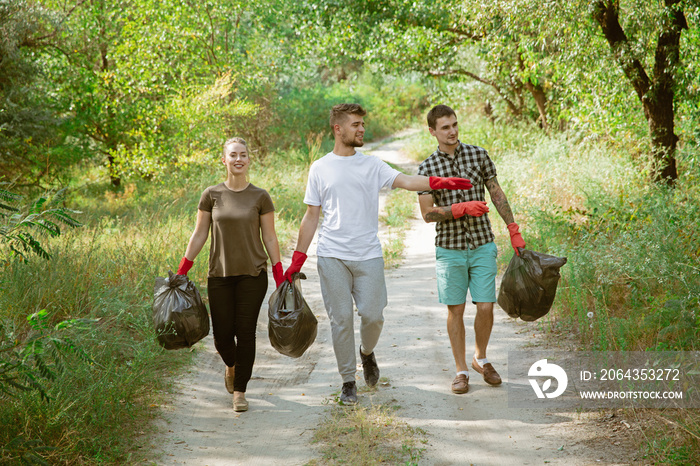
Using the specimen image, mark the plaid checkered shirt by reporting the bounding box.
[417,142,497,250]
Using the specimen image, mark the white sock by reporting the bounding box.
[457,370,469,378]
[475,356,489,368]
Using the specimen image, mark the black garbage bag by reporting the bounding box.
[268,273,318,358]
[498,248,567,322]
[153,271,210,350]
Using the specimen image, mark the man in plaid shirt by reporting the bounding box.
[417,104,526,394]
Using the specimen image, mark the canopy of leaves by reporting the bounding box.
[0,0,698,187]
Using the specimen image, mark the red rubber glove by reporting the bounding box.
[272,262,284,288]
[177,257,194,275]
[451,201,489,219]
[507,223,526,256]
[284,251,307,282]
[429,176,473,190]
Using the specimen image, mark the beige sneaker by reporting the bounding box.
[233,392,248,412]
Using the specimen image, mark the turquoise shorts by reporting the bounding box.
[435,242,498,305]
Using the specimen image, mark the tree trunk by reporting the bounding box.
[100,39,121,187]
[517,53,549,131]
[591,0,687,185]
[524,80,549,132]
[107,154,121,188]
[646,87,679,183]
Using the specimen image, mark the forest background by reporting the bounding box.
[1,0,699,464]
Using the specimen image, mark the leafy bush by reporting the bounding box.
[0,310,95,402]
[476,113,700,352]
[0,140,326,463]
[0,188,82,263]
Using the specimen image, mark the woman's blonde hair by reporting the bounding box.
[223,137,248,155]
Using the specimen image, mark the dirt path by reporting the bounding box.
[152,134,636,465]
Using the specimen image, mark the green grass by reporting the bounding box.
[467,114,700,462]
[3,107,698,463]
[381,188,417,269]
[0,119,427,462]
[0,188,198,463]
[0,147,311,463]
[405,111,700,352]
[311,402,426,465]
[400,112,700,464]
[638,409,700,465]
[498,132,700,352]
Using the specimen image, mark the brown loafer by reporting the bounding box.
[225,366,235,394]
[472,357,502,386]
[451,374,469,394]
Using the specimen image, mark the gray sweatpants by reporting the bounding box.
[317,256,388,383]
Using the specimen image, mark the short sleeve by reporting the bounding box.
[259,190,274,215]
[197,187,213,212]
[417,160,433,196]
[482,152,497,181]
[303,163,322,206]
[376,157,401,189]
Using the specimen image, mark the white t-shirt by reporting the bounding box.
[304,151,401,261]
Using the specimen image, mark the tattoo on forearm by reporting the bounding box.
[425,206,454,223]
[486,177,515,224]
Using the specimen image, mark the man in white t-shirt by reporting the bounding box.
[284,103,473,404]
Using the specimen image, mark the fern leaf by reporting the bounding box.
[29,197,47,215]
[46,187,68,206]
[7,212,23,228]
[15,233,51,260]
[9,243,30,262]
[35,355,55,381]
[0,189,21,202]
[18,213,41,226]
[47,342,65,375]
[0,202,19,213]
[48,209,82,228]
[23,374,50,401]
[33,220,61,237]
[3,378,32,392]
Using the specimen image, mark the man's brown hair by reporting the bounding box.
[329,103,367,128]
[427,105,456,129]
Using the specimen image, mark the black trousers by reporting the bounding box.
[207,271,268,393]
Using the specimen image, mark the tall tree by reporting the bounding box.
[0,1,75,185]
[41,0,296,185]
[295,0,574,129]
[591,0,689,184]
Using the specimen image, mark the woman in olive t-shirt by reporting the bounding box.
[176,137,285,412]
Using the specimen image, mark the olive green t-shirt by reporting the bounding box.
[198,183,274,278]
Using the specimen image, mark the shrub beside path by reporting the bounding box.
[151,134,638,465]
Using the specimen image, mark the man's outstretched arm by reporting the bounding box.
[393,173,472,191]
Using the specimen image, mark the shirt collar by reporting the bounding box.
[436,141,463,159]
